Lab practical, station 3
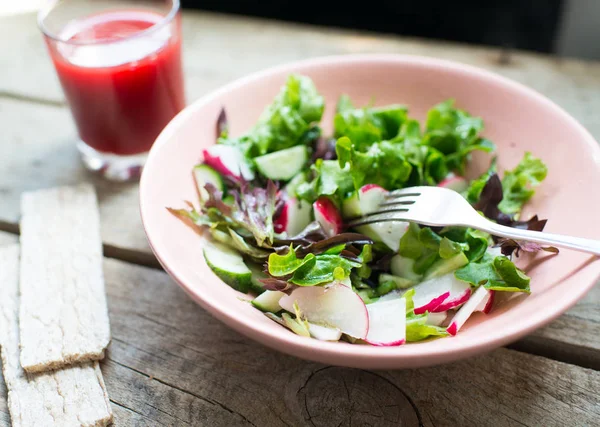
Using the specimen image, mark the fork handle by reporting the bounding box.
[481,222,600,256]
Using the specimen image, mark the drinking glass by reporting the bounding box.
[38,0,185,181]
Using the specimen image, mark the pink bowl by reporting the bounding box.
[140,54,600,369]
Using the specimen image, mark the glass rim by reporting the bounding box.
[37,0,180,46]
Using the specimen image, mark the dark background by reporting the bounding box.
[181,0,564,54]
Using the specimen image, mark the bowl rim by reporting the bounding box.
[140,53,600,368]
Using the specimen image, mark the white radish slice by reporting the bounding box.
[475,290,495,314]
[342,184,387,217]
[279,284,369,339]
[437,173,468,192]
[202,145,254,181]
[376,290,402,303]
[339,277,352,288]
[446,286,493,336]
[425,311,448,326]
[365,298,406,346]
[356,221,409,253]
[313,197,343,237]
[307,323,342,341]
[274,197,312,236]
[410,273,471,314]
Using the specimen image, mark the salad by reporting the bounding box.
[170,74,555,346]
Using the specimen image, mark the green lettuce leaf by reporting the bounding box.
[498,152,548,214]
[402,288,448,341]
[439,237,464,259]
[334,95,408,150]
[290,254,361,286]
[402,288,415,314]
[406,315,449,342]
[336,137,413,191]
[423,100,495,174]
[465,158,497,205]
[295,159,355,203]
[454,253,530,293]
[267,245,362,286]
[439,227,490,262]
[267,246,316,276]
[220,74,324,157]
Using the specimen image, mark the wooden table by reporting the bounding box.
[1,10,600,426]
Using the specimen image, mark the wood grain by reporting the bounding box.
[0,256,598,426]
[0,10,600,426]
[19,185,110,372]
[0,245,112,427]
[102,259,600,426]
[1,10,600,257]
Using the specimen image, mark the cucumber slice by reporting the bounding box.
[424,252,469,280]
[356,222,408,252]
[204,242,251,293]
[209,228,235,246]
[248,263,269,295]
[284,171,308,198]
[193,164,225,200]
[390,255,422,281]
[254,146,308,181]
[252,290,285,312]
[378,273,415,290]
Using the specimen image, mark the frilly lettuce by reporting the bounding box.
[219,74,325,157]
[455,252,531,293]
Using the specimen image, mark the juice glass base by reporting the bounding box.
[77,140,147,182]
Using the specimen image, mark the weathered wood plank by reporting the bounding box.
[511,283,600,370]
[98,258,600,427]
[0,232,17,426]
[0,232,17,247]
[0,245,112,427]
[1,10,600,256]
[1,10,600,140]
[19,185,110,372]
[0,98,155,265]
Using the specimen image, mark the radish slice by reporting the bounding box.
[307,323,342,341]
[446,286,493,336]
[342,184,387,218]
[279,283,369,339]
[475,289,495,314]
[410,273,471,314]
[274,197,312,235]
[365,298,406,346]
[376,290,402,303]
[437,173,468,192]
[425,311,448,326]
[202,145,254,181]
[356,221,409,253]
[313,197,343,237]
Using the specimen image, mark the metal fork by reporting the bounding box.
[348,186,600,255]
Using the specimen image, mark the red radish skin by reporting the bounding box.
[313,197,343,236]
[414,291,450,315]
[279,283,369,339]
[446,322,459,336]
[433,288,472,312]
[360,183,386,193]
[365,298,406,346]
[368,338,406,347]
[274,205,288,233]
[410,274,471,314]
[446,286,493,336]
[437,174,468,193]
[202,146,254,181]
[480,290,495,314]
[274,198,312,236]
[202,148,234,178]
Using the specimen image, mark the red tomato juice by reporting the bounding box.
[49,10,185,155]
